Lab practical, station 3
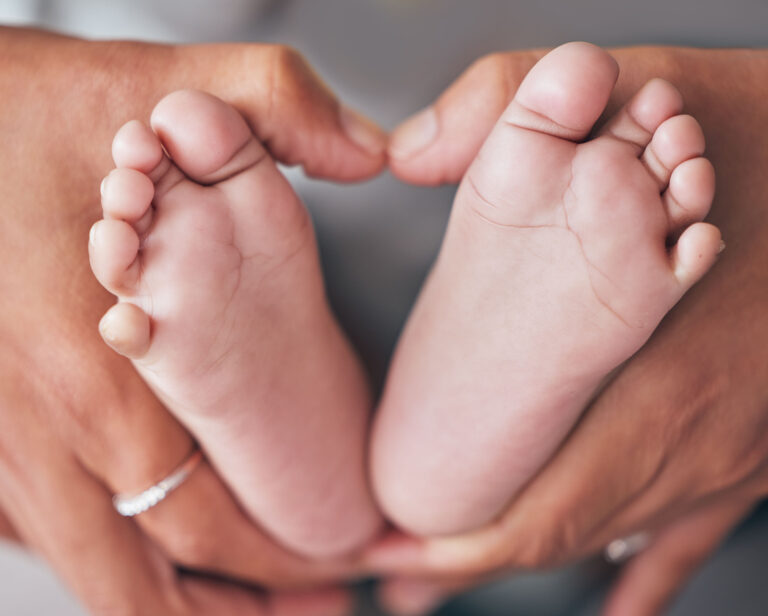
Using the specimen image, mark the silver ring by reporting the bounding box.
[604,531,651,564]
[113,449,203,517]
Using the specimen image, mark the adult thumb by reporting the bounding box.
[184,43,387,181]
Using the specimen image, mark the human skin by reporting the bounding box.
[372,43,721,537]
[0,26,387,615]
[90,90,382,558]
[366,46,768,616]
[2,29,766,615]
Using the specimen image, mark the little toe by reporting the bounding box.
[101,167,155,235]
[503,42,619,141]
[89,219,141,295]
[671,222,723,288]
[99,303,151,359]
[599,78,683,152]
[663,157,716,233]
[642,114,705,189]
[150,90,268,185]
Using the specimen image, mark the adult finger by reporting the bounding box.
[362,361,677,579]
[5,32,377,593]
[388,50,542,185]
[0,389,351,616]
[601,498,754,616]
[0,396,231,615]
[71,40,386,584]
[69,343,356,588]
[364,315,762,581]
[374,497,753,616]
[31,296,357,588]
[173,43,386,181]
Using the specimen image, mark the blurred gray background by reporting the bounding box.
[1,0,766,614]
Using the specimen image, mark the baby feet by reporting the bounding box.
[89,90,380,557]
[89,46,721,547]
[372,43,722,535]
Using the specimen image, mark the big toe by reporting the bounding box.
[150,90,267,184]
[506,41,619,141]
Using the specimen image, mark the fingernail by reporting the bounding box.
[89,223,99,246]
[389,106,438,160]
[339,104,386,156]
[717,240,726,254]
[100,176,109,198]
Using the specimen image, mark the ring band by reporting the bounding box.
[113,448,203,517]
[604,531,651,564]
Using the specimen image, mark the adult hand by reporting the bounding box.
[0,26,385,614]
[367,46,768,615]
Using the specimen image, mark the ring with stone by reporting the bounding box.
[112,448,203,517]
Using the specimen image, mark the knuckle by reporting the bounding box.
[266,44,309,92]
[237,44,313,120]
[256,44,331,140]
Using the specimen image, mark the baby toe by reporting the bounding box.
[112,119,182,194]
[642,114,705,189]
[671,222,723,288]
[99,302,151,359]
[504,42,619,142]
[101,167,155,235]
[663,157,716,234]
[89,219,141,295]
[112,120,165,174]
[599,78,683,151]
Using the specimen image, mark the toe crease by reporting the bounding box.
[465,174,559,231]
[501,101,586,142]
[198,138,269,186]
